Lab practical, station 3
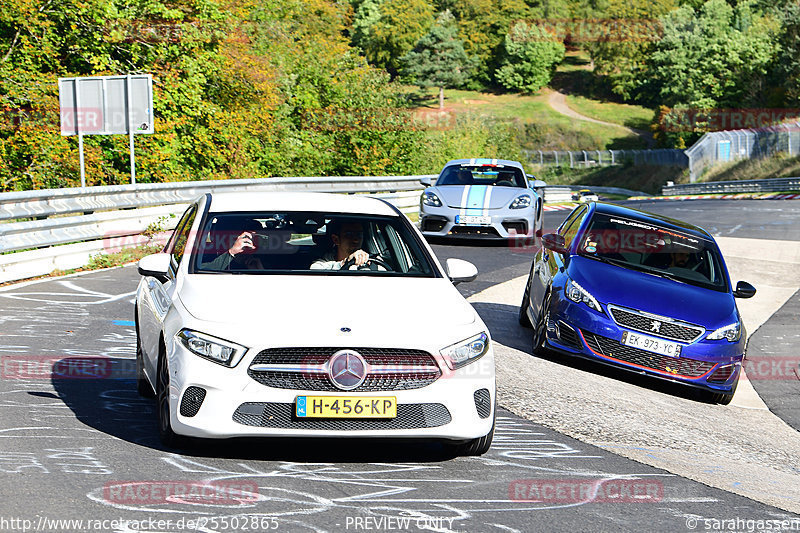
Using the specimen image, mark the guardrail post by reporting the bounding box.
[569,151,574,168]
[554,151,558,166]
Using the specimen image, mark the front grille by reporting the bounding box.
[608,305,704,343]
[473,389,491,419]
[557,321,581,348]
[232,402,452,430]
[449,226,501,237]
[421,217,447,232]
[582,330,714,378]
[179,386,206,417]
[501,220,528,235]
[248,348,441,392]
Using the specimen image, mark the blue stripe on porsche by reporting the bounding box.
[465,185,488,215]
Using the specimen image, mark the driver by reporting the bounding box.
[310,219,370,270]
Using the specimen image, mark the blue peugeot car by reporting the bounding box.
[519,202,756,404]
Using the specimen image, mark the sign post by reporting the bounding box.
[59,74,154,187]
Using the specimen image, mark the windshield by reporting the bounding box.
[578,213,728,292]
[192,211,436,277]
[436,164,527,188]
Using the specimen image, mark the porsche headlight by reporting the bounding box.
[177,329,247,367]
[421,191,442,207]
[441,332,489,370]
[510,194,531,209]
[706,322,741,342]
[565,279,602,312]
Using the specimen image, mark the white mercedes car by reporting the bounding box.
[135,192,495,455]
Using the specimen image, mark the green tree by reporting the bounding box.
[772,2,800,105]
[400,11,471,109]
[584,0,677,101]
[495,21,565,94]
[360,0,434,76]
[645,0,778,109]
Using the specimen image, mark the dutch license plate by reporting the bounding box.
[295,396,397,418]
[621,331,682,358]
[455,215,491,225]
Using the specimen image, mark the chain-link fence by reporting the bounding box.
[523,149,687,169]
[685,124,800,182]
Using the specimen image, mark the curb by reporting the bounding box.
[629,193,800,201]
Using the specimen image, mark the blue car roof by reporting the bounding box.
[592,203,715,241]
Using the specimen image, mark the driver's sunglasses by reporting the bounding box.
[341,231,363,239]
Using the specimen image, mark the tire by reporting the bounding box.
[134,310,155,398]
[454,415,495,456]
[136,339,155,398]
[156,350,186,448]
[518,276,533,328]
[532,292,551,356]
[709,376,738,405]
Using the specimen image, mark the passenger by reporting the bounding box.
[203,220,265,270]
[669,251,691,268]
[310,219,370,270]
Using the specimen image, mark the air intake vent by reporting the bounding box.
[179,386,206,417]
[473,389,491,419]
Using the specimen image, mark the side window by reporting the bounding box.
[560,206,587,249]
[170,206,197,267]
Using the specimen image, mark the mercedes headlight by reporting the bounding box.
[565,279,602,312]
[421,191,442,207]
[177,329,247,367]
[441,332,490,370]
[706,322,741,342]
[510,194,531,209]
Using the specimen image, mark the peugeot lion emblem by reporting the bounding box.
[650,320,662,333]
[328,350,367,390]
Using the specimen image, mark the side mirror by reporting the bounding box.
[541,233,568,255]
[528,179,547,189]
[734,281,756,299]
[138,253,171,282]
[419,176,433,187]
[445,258,478,285]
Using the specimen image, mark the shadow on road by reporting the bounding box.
[50,357,463,461]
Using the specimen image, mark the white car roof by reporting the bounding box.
[204,191,399,216]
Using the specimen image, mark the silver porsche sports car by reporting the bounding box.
[419,158,543,240]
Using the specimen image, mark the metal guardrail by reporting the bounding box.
[662,177,800,196]
[523,149,688,168]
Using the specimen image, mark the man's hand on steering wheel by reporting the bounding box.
[340,252,392,271]
[340,250,369,270]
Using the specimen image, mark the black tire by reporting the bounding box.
[709,377,738,405]
[136,339,155,398]
[532,292,551,356]
[454,416,495,456]
[518,276,533,328]
[156,350,186,448]
[134,310,155,398]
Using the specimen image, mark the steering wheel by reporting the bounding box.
[340,254,392,271]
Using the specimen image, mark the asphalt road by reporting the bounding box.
[0,200,797,532]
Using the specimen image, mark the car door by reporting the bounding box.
[138,204,197,378]
[529,205,588,321]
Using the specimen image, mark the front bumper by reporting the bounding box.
[165,340,496,441]
[420,205,535,240]
[543,299,744,394]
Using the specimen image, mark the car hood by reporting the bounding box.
[433,185,526,210]
[177,274,479,345]
[568,256,736,327]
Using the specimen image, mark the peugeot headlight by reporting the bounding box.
[706,322,741,342]
[441,332,490,370]
[421,191,442,207]
[177,329,247,367]
[565,279,602,312]
[510,194,531,209]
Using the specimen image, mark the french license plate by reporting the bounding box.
[621,331,682,358]
[455,215,491,225]
[295,396,397,418]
